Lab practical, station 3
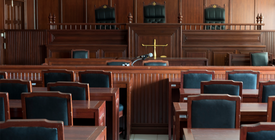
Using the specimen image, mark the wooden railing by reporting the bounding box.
[49,23,128,30]
[180,23,265,31]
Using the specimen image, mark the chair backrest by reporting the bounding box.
[41,69,75,87]
[240,122,275,140]
[0,92,10,121]
[79,70,113,88]
[267,96,275,122]
[0,119,64,140]
[47,81,90,100]
[0,72,7,79]
[226,70,260,89]
[95,5,116,23]
[204,4,225,30]
[201,80,243,98]
[143,1,166,23]
[142,60,169,66]
[180,70,215,89]
[106,60,132,66]
[187,94,240,128]
[71,49,89,59]
[21,91,73,126]
[250,52,269,66]
[0,79,32,99]
[258,80,275,103]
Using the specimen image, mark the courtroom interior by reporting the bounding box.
[1,0,275,140]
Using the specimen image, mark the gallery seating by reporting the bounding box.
[258,80,275,102]
[0,79,32,99]
[0,92,10,121]
[21,91,73,126]
[226,70,260,89]
[142,60,169,66]
[180,70,214,88]
[79,70,113,88]
[106,60,132,66]
[41,69,75,87]
[0,72,7,79]
[240,122,275,140]
[267,96,275,122]
[0,119,64,140]
[187,94,241,128]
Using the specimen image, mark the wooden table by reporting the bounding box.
[33,87,119,140]
[173,102,267,140]
[183,128,240,140]
[168,78,259,140]
[65,126,106,140]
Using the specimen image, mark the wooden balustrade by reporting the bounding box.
[180,23,265,31]
[49,23,128,30]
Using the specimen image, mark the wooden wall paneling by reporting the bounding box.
[204,0,230,23]
[135,0,178,23]
[261,31,275,55]
[113,0,134,23]
[86,0,109,23]
[231,0,254,24]
[101,46,127,58]
[62,0,85,23]
[0,30,3,64]
[256,0,275,30]
[26,0,34,29]
[211,48,236,66]
[37,0,60,29]
[182,0,204,23]
[0,0,4,29]
[5,30,47,65]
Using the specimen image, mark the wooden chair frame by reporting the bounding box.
[105,59,132,66]
[258,80,275,102]
[249,52,273,66]
[0,71,7,79]
[71,49,90,58]
[0,119,64,140]
[21,91,73,126]
[78,70,113,88]
[225,70,260,89]
[267,96,275,122]
[0,92,10,121]
[142,60,169,66]
[187,94,241,128]
[180,70,215,89]
[0,79,32,91]
[41,69,75,87]
[201,80,243,98]
[240,122,275,140]
[47,81,90,101]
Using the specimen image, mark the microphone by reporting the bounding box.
[137,53,153,60]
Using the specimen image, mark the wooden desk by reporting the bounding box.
[183,128,240,140]
[168,78,259,140]
[173,102,267,140]
[65,126,106,140]
[33,87,119,140]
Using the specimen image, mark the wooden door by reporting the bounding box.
[4,0,24,29]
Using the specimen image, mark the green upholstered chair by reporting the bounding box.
[240,122,275,140]
[0,72,7,79]
[41,69,75,87]
[0,119,64,140]
[204,4,225,30]
[47,81,90,100]
[143,2,166,23]
[0,92,10,121]
[95,5,116,29]
[21,91,73,126]
[71,49,89,59]
[267,96,275,122]
[201,80,243,98]
[0,79,32,99]
[142,60,169,66]
[181,70,215,89]
[106,60,132,66]
[259,80,275,103]
[187,94,240,128]
[226,70,260,89]
[250,52,270,66]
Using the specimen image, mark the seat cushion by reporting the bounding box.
[73,51,88,59]
[107,62,129,66]
[247,130,275,140]
[144,62,167,66]
[44,73,72,87]
[144,5,165,23]
[203,84,240,96]
[251,52,268,66]
[49,86,86,100]
[0,83,29,99]
[0,75,4,79]
[272,101,275,122]
[0,127,58,140]
[119,104,124,112]
[95,8,115,22]
[0,97,5,121]
[80,73,110,87]
[191,99,236,128]
[183,73,212,88]
[262,84,275,103]
[228,73,257,89]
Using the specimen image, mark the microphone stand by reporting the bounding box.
[131,58,143,66]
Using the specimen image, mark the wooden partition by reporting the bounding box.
[1,65,275,133]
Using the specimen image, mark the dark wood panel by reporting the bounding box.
[231,0,255,24]
[5,30,47,65]
[182,0,204,23]
[262,31,275,55]
[113,0,134,23]
[63,0,85,23]
[0,30,3,64]
[256,0,275,30]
